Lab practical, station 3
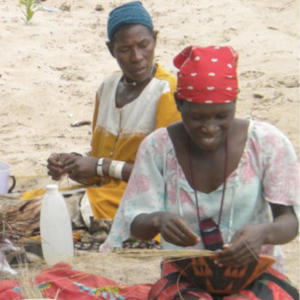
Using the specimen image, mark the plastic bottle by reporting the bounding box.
[40,184,74,265]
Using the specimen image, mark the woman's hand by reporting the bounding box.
[47,153,98,182]
[159,212,201,247]
[215,223,269,267]
[47,153,71,180]
[215,204,298,267]
[62,155,98,181]
[131,212,200,247]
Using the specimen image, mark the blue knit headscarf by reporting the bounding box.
[107,1,153,41]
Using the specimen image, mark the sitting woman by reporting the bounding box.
[45,1,180,228]
[7,1,180,250]
[101,45,299,299]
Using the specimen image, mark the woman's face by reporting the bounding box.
[177,99,236,151]
[107,25,157,83]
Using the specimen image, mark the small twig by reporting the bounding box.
[242,240,259,261]
[176,263,188,300]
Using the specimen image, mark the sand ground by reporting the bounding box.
[0,0,299,290]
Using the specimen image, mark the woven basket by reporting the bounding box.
[172,254,275,294]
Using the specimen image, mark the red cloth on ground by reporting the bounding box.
[0,280,24,300]
[0,262,151,300]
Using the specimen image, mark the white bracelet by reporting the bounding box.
[108,160,125,179]
[96,158,104,176]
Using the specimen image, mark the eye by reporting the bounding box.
[138,40,150,49]
[118,47,130,53]
[190,114,204,121]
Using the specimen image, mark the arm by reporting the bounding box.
[48,152,133,183]
[101,129,168,250]
[216,204,298,267]
[47,89,134,183]
[264,203,298,244]
[216,123,299,267]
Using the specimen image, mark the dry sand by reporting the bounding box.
[0,0,299,289]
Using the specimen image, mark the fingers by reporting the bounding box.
[47,164,65,180]
[162,217,201,247]
[215,241,258,267]
[47,153,71,180]
[47,153,62,166]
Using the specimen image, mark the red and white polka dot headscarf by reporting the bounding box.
[174,45,239,103]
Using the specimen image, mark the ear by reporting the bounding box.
[153,30,158,43]
[106,41,115,58]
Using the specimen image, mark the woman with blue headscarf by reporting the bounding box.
[46,1,181,227]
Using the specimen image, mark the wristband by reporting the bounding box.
[96,158,104,176]
[108,160,125,179]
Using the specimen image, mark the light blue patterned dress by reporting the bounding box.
[101,120,299,272]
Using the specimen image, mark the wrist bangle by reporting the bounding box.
[96,158,104,176]
[108,160,125,180]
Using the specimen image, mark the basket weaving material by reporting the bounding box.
[172,254,275,294]
[112,249,275,294]
[111,248,214,259]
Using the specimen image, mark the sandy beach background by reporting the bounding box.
[0,0,299,289]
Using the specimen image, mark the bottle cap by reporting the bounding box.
[46,184,59,191]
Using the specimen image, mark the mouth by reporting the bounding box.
[197,133,222,149]
[130,66,148,78]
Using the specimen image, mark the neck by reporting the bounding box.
[122,65,156,88]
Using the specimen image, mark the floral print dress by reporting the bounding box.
[101,120,299,272]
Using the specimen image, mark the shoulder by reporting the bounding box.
[97,71,122,93]
[153,63,177,92]
[248,120,296,158]
[250,120,292,144]
[139,127,171,151]
[155,63,176,81]
[142,127,170,144]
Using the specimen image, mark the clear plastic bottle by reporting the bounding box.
[40,184,74,265]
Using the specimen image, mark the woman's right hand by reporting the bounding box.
[159,212,201,247]
[47,153,72,180]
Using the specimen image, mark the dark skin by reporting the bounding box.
[107,24,158,108]
[131,94,298,269]
[47,24,158,183]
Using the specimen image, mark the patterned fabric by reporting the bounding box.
[0,262,151,300]
[148,263,299,299]
[0,263,298,300]
[87,63,181,219]
[107,1,153,41]
[101,120,299,273]
[174,45,238,103]
[170,255,275,294]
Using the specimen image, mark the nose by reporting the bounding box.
[201,120,218,135]
[131,47,143,62]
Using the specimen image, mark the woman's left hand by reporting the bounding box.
[215,223,269,267]
[63,155,98,181]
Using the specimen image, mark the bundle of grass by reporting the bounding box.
[111,248,214,261]
[17,266,44,298]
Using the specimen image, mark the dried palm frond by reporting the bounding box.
[110,248,214,261]
[17,267,43,298]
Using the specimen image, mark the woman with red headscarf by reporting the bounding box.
[101,45,299,299]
